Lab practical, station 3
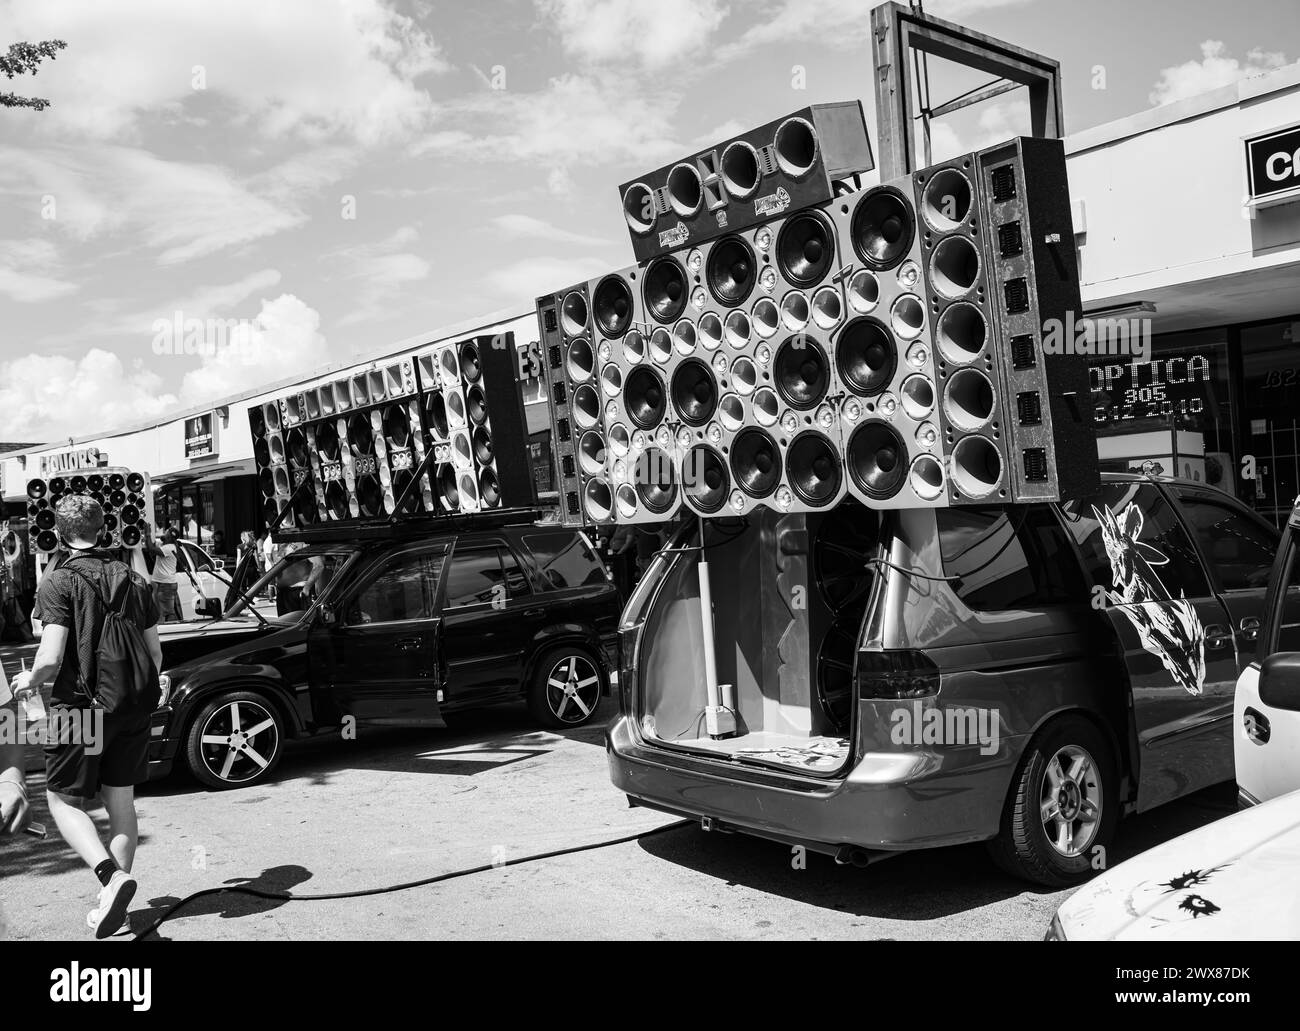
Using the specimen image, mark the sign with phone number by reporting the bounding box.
[1089,354,1214,426]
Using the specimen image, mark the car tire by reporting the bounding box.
[184,689,285,790]
[527,646,606,729]
[987,714,1118,887]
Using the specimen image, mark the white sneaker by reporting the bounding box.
[88,871,137,939]
[86,908,134,937]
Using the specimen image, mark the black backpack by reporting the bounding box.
[66,559,161,715]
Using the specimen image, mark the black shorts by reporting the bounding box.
[44,704,152,799]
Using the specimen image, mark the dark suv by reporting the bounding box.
[608,473,1282,885]
[152,524,619,788]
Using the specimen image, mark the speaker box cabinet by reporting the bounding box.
[619,101,874,263]
[25,467,152,553]
[975,136,1099,503]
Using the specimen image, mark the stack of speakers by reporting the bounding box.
[540,112,1097,527]
[26,468,152,553]
[250,336,534,530]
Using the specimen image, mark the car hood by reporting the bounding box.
[1055,791,1300,940]
[158,618,280,677]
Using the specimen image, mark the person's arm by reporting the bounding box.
[1,665,29,834]
[144,624,163,673]
[15,623,69,694]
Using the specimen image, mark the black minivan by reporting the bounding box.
[609,473,1284,885]
[152,523,619,788]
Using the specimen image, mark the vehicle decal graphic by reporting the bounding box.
[1160,866,1228,893]
[1177,894,1220,918]
[1094,502,1207,695]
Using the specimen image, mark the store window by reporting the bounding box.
[154,482,217,547]
[1241,317,1300,526]
[1089,328,1237,497]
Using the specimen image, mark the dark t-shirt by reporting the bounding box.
[33,551,160,706]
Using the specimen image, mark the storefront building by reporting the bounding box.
[0,309,549,562]
[1069,62,1300,525]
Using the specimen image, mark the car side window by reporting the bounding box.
[1175,495,1277,591]
[499,548,531,599]
[1061,483,1211,600]
[345,551,442,626]
[443,548,505,609]
[522,532,605,590]
[938,505,1090,610]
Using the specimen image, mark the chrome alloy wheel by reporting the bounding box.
[544,654,601,724]
[198,699,280,784]
[1040,744,1102,857]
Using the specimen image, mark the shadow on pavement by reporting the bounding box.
[635,781,1238,920]
[132,864,314,941]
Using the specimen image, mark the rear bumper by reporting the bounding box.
[607,714,1021,853]
[146,706,180,780]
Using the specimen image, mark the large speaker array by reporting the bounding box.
[250,338,534,531]
[25,467,152,553]
[542,133,1097,525]
[620,102,874,263]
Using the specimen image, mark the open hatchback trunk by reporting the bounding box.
[634,506,881,775]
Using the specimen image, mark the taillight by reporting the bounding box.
[618,625,642,713]
[855,650,941,699]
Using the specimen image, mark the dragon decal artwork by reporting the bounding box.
[1094,503,1207,696]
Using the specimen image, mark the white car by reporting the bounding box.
[1048,789,1300,940]
[171,539,227,621]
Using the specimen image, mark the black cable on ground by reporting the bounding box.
[130,818,693,940]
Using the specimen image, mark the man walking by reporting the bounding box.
[148,526,184,623]
[10,494,163,938]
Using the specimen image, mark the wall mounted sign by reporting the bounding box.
[184,412,220,460]
[39,446,107,476]
[1245,123,1300,208]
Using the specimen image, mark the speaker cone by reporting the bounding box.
[107,473,126,491]
[929,235,980,299]
[943,368,995,431]
[667,162,702,217]
[560,291,589,336]
[472,426,494,465]
[731,428,780,498]
[424,390,449,438]
[593,275,634,337]
[706,235,756,308]
[624,366,667,430]
[773,335,829,410]
[479,466,501,508]
[935,301,987,365]
[787,431,842,506]
[634,447,677,514]
[720,140,760,199]
[262,498,279,524]
[623,182,655,234]
[910,455,945,501]
[458,341,481,383]
[851,186,915,271]
[584,477,613,521]
[847,421,907,500]
[347,414,374,456]
[900,375,935,419]
[69,475,87,493]
[951,435,1002,499]
[670,358,718,427]
[848,270,880,313]
[324,480,349,519]
[776,209,834,287]
[921,167,973,233]
[314,420,341,463]
[356,474,382,517]
[35,509,56,531]
[293,490,319,525]
[258,467,275,497]
[579,431,606,476]
[103,513,118,532]
[572,383,601,430]
[391,470,420,514]
[683,445,729,514]
[49,476,66,495]
[465,384,488,426]
[87,474,104,493]
[752,297,779,338]
[436,465,459,511]
[774,117,818,178]
[35,529,60,552]
[644,257,688,324]
[27,479,46,500]
[286,428,310,470]
[837,318,896,398]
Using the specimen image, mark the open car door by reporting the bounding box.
[1235,501,1300,805]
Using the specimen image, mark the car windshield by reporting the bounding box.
[225,546,355,625]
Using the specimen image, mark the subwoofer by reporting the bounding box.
[25,466,152,553]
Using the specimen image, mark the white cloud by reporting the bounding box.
[91,269,284,339]
[491,214,610,247]
[177,294,330,405]
[487,255,612,300]
[0,349,177,440]
[324,227,432,326]
[1149,41,1289,107]
[0,238,78,303]
[2,0,445,145]
[537,0,729,71]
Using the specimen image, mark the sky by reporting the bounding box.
[1,0,1297,442]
